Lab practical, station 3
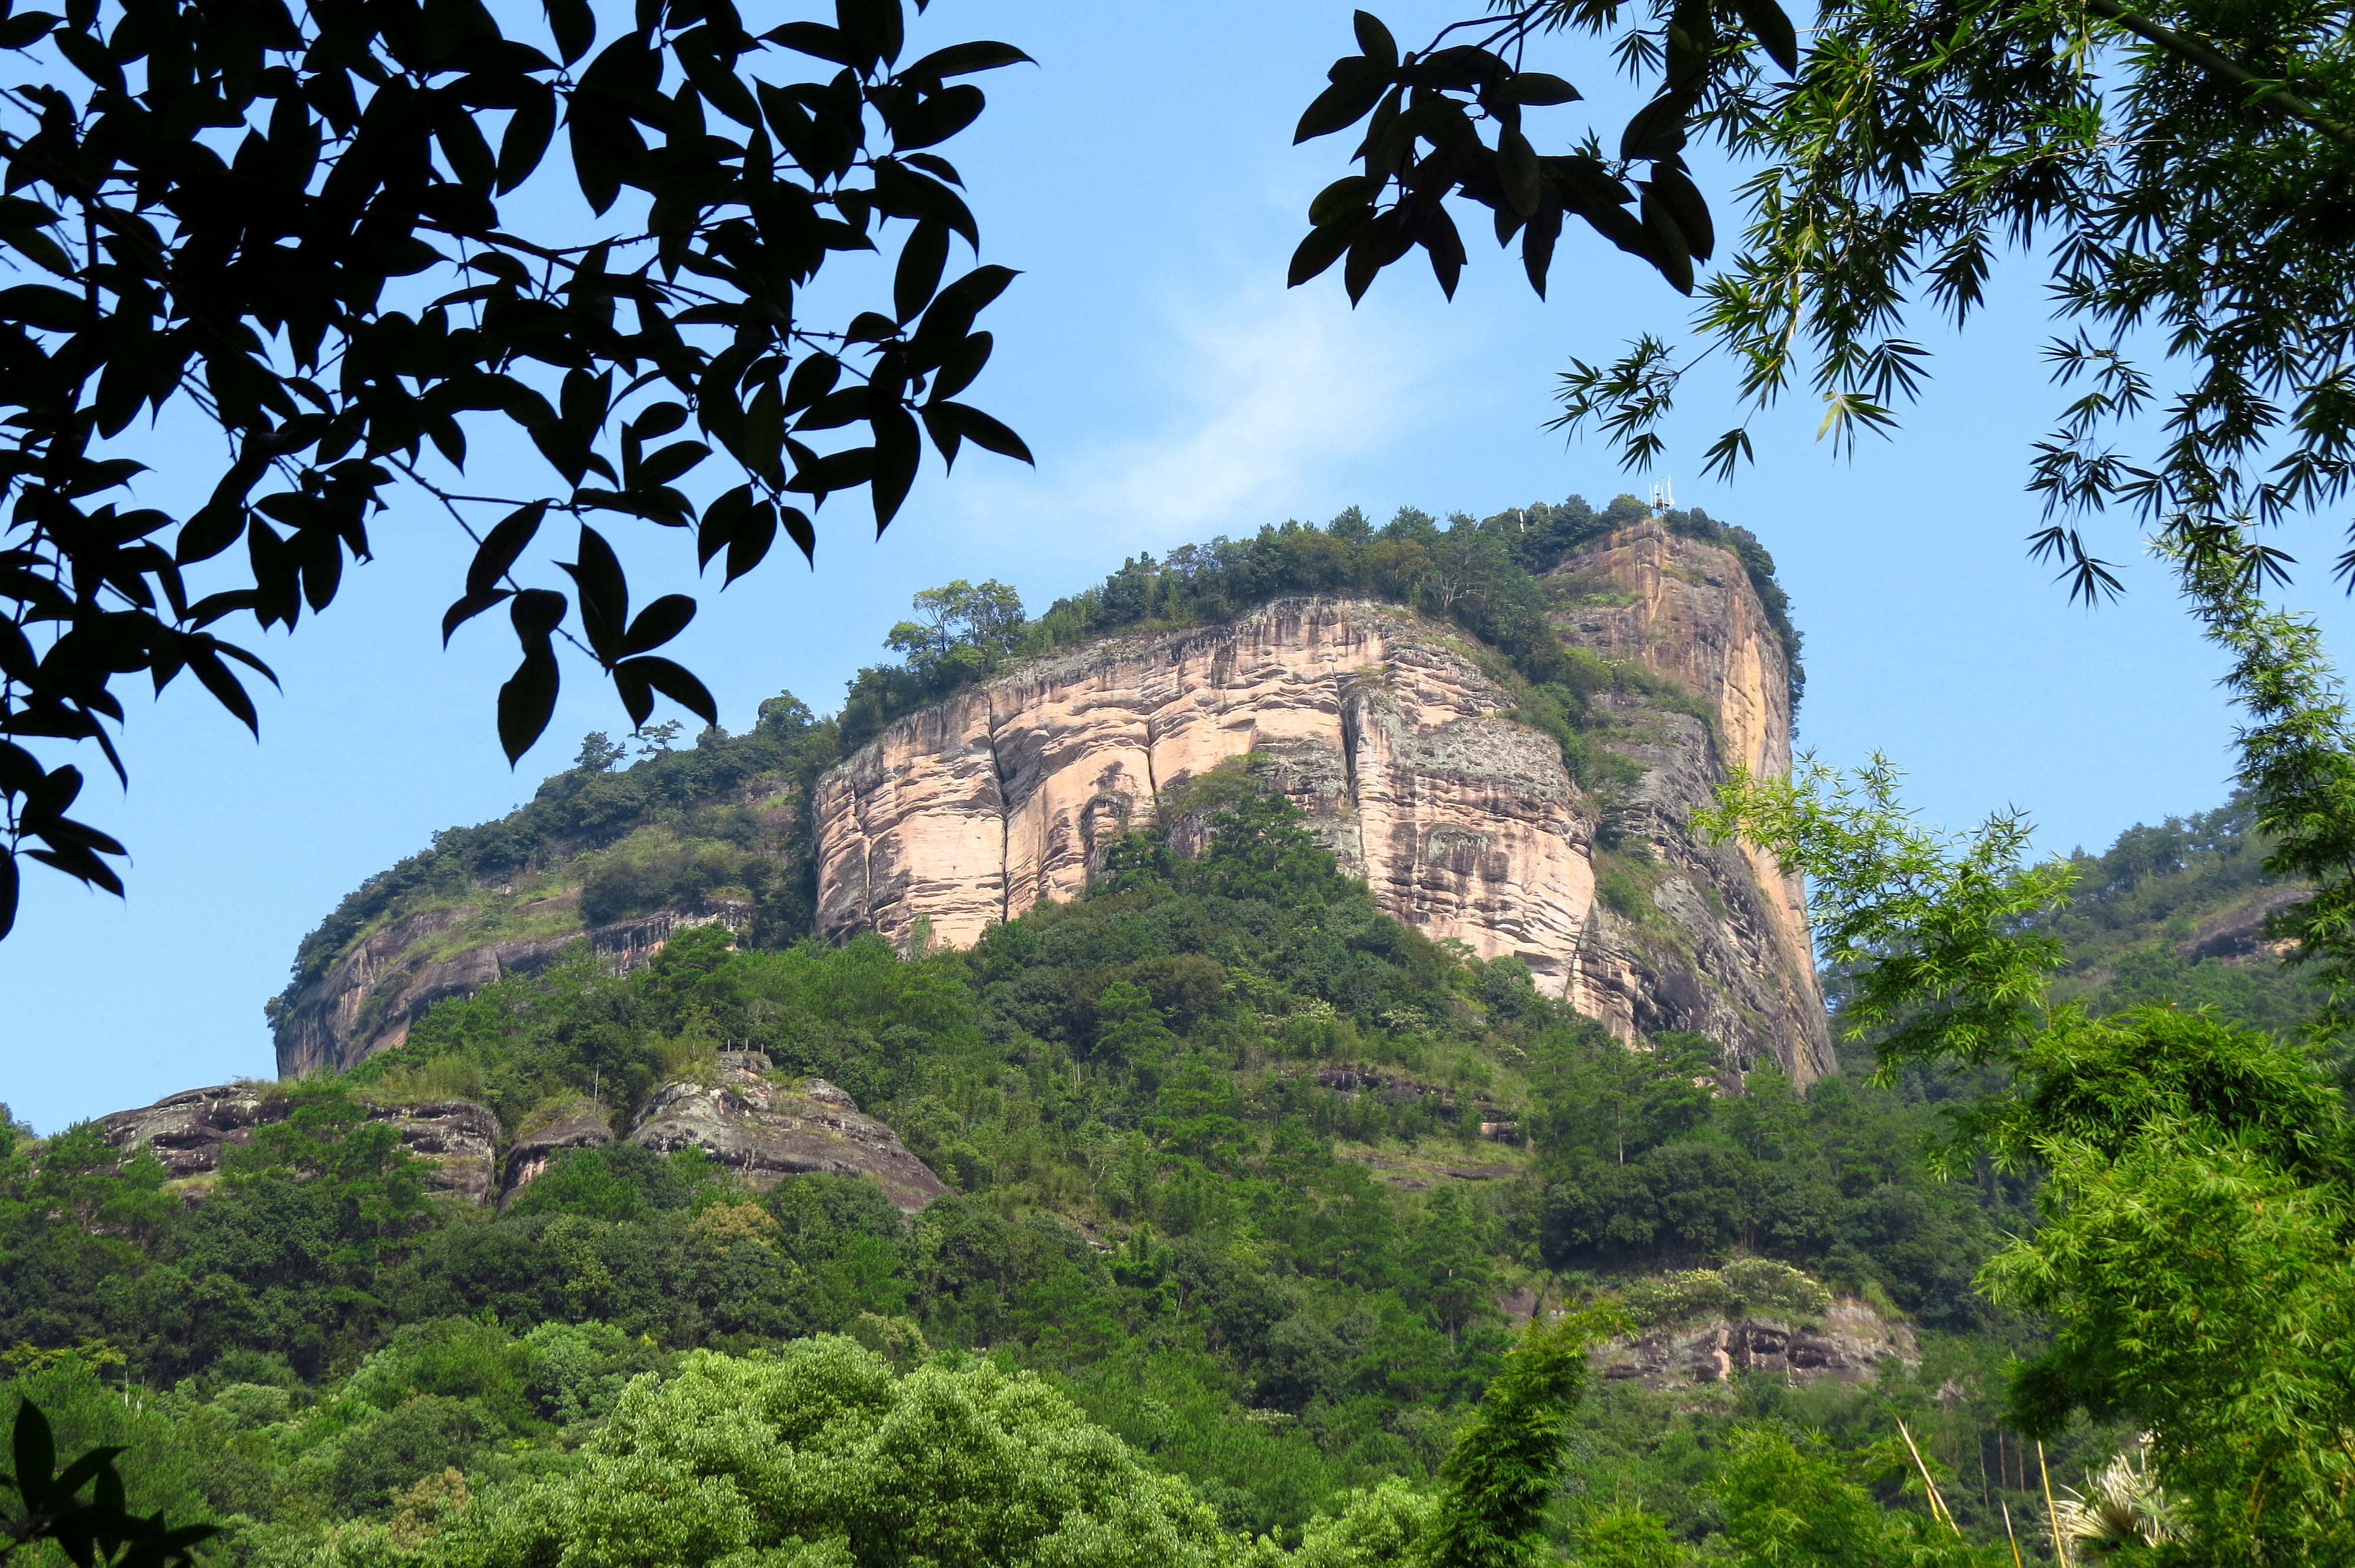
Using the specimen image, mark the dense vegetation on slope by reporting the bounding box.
[266,697,842,1025]
[2044,792,2321,1031]
[6,769,2167,1565]
[17,511,2320,1564]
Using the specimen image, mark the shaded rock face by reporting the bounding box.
[95,1063,950,1215]
[2180,883,2307,964]
[1597,1299,1919,1390]
[816,597,1598,1007]
[96,1086,499,1203]
[1548,522,1834,1080]
[619,1054,951,1212]
[501,1099,615,1198]
[274,900,754,1078]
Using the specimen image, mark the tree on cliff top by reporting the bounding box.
[0,0,1034,940]
[1291,0,2355,603]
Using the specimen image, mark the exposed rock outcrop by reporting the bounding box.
[275,901,754,1078]
[816,597,1596,1005]
[2179,883,2307,964]
[97,1085,499,1203]
[94,1060,951,1215]
[1597,1298,1919,1390]
[621,1054,953,1212]
[1546,520,1825,1077]
[815,521,1833,1081]
[266,513,1830,1083]
[502,1098,615,1198]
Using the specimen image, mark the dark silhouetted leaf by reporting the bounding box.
[1734,0,1800,74]
[620,592,696,655]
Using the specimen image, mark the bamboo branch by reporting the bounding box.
[2039,1440,2072,1568]
[2082,0,2355,145]
[1897,1418,1960,1534]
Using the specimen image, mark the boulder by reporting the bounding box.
[628,1058,951,1212]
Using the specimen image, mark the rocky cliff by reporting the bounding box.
[96,1057,950,1214]
[98,1084,503,1204]
[1597,1297,1920,1390]
[814,597,1595,992]
[276,901,754,1076]
[816,521,1833,1082]
[268,513,1829,1084]
[1542,520,1830,1078]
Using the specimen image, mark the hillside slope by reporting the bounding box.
[274,497,1829,1084]
[14,767,2044,1556]
[18,667,2327,1559]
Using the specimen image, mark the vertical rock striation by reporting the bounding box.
[815,524,1833,1082]
[1545,519,1832,1080]
[815,599,1598,1002]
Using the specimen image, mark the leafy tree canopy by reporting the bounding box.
[0,0,1036,938]
[1293,0,2355,605]
[836,496,1801,753]
[1699,547,2355,1562]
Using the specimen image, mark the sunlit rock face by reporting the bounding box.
[95,1085,499,1204]
[621,1055,952,1212]
[814,598,1598,1005]
[94,1057,951,1215]
[814,536,1832,1082]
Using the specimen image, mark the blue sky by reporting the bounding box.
[8,0,2352,1130]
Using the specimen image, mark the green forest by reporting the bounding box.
[2,738,2303,1567]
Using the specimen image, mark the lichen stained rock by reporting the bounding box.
[625,1052,951,1212]
[1597,1298,1920,1390]
[274,901,752,1078]
[815,597,1597,1004]
[96,1085,499,1202]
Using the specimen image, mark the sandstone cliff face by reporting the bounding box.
[275,900,753,1077]
[817,528,1832,1082]
[815,599,1596,1002]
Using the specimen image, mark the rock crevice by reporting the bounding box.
[815,524,1833,1082]
[815,599,1600,1005]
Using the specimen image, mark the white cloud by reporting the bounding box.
[944,279,1455,560]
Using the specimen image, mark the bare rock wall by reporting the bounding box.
[815,599,1598,1000]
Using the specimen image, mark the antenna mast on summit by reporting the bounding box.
[1649,476,1675,516]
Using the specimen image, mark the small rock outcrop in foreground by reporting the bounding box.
[98,1085,499,1204]
[94,1059,950,1216]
